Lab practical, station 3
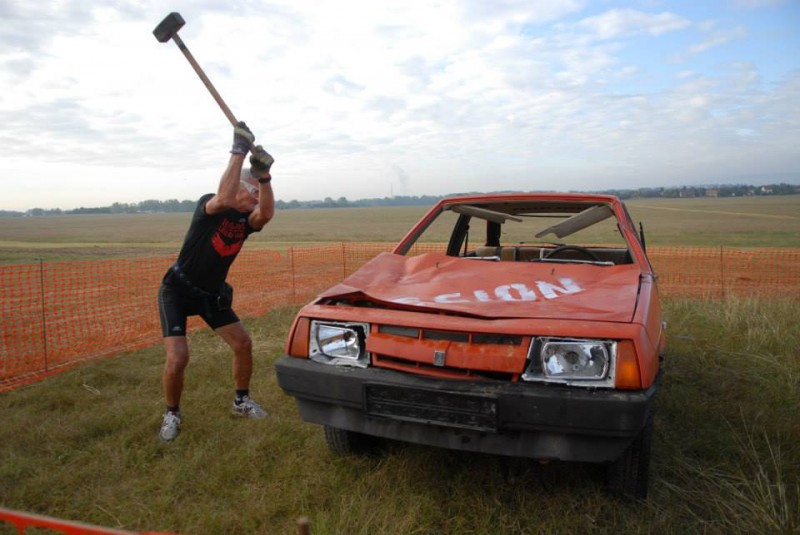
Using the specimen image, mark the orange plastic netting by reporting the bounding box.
[1,244,798,392]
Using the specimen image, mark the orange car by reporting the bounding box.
[275,193,666,499]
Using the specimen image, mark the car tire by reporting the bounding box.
[323,425,381,456]
[606,414,653,500]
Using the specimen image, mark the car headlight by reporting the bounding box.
[309,320,370,368]
[522,338,615,387]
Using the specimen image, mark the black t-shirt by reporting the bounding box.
[173,193,259,292]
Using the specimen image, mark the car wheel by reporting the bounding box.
[323,425,381,456]
[606,414,653,500]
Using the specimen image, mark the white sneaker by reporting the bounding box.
[159,411,181,442]
[232,396,267,419]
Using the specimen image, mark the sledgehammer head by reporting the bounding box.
[153,12,185,43]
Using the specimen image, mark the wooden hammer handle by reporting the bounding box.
[172,34,238,126]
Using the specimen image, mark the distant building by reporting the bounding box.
[706,188,718,197]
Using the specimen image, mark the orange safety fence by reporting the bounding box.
[1,244,798,394]
[650,246,800,299]
[0,506,174,534]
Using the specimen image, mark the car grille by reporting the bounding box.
[365,384,498,432]
[368,325,528,381]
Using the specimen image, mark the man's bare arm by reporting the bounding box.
[206,154,246,215]
[249,176,275,230]
[206,122,254,215]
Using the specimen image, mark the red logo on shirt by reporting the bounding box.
[212,219,246,257]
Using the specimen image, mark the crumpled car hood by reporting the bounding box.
[318,252,642,323]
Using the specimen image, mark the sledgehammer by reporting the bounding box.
[153,12,238,126]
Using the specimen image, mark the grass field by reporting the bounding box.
[1,193,799,534]
[0,195,798,264]
[1,299,798,535]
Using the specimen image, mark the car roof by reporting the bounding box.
[438,192,622,205]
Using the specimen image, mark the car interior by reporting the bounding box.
[405,200,637,265]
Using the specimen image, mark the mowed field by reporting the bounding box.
[0,194,798,264]
[1,194,799,534]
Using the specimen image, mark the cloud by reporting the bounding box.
[575,8,691,40]
[0,1,93,54]
[0,1,797,211]
[689,25,748,53]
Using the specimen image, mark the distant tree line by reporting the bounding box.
[2,183,797,217]
[6,199,198,217]
[604,183,799,200]
[275,194,446,210]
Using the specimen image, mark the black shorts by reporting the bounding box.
[158,282,240,337]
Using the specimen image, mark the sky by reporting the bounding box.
[0,0,798,211]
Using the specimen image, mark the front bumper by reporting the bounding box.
[275,356,658,463]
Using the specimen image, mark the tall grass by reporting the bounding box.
[657,297,799,534]
[1,299,798,535]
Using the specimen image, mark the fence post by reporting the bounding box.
[720,246,726,300]
[342,242,347,280]
[37,258,49,371]
[290,247,296,303]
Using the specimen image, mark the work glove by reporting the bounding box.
[231,121,255,155]
[249,145,274,178]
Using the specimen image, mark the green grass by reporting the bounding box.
[1,300,798,535]
[625,196,800,248]
[1,195,798,532]
[1,196,798,263]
